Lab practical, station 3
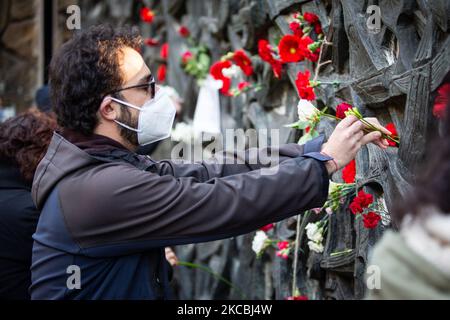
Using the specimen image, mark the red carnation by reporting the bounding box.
[295,70,315,101]
[349,201,363,215]
[289,22,304,37]
[181,51,193,64]
[336,102,352,119]
[232,49,253,76]
[342,159,356,183]
[260,223,274,232]
[314,23,323,35]
[140,7,155,24]
[178,25,190,37]
[258,39,275,63]
[160,43,169,60]
[385,122,399,147]
[157,64,167,82]
[277,241,289,250]
[144,38,159,47]
[303,12,319,24]
[433,83,450,119]
[363,212,381,229]
[357,190,374,208]
[279,34,304,63]
[271,60,283,79]
[210,60,233,96]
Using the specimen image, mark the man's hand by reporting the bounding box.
[321,115,391,174]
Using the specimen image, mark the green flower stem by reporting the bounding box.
[330,249,353,257]
[320,110,400,144]
[177,261,247,299]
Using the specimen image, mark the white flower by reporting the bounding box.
[171,122,194,143]
[222,64,241,78]
[308,240,324,253]
[305,222,323,243]
[252,231,268,255]
[297,99,319,123]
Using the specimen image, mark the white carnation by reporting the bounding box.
[308,240,324,253]
[305,222,323,243]
[252,231,268,255]
[222,64,241,78]
[297,99,319,123]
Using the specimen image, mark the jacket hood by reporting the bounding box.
[31,132,98,210]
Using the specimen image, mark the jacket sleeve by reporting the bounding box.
[63,151,331,257]
[147,135,330,181]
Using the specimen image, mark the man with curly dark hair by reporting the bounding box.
[0,110,57,299]
[31,24,390,299]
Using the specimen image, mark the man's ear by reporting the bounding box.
[98,97,118,122]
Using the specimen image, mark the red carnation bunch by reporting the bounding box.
[232,49,253,76]
[342,159,356,184]
[385,123,399,147]
[258,39,284,79]
[336,102,352,119]
[433,83,450,119]
[295,70,316,101]
[210,60,233,96]
[349,190,373,215]
[140,7,155,24]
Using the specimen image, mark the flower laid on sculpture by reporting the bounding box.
[209,49,261,97]
[176,26,212,84]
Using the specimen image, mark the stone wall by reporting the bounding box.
[0,0,42,111]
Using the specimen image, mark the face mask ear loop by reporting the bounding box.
[109,97,142,111]
[113,120,142,133]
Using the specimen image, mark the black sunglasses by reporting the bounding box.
[104,74,156,99]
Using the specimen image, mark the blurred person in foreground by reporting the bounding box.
[0,110,57,299]
[31,25,390,299]
[367,91,450,300]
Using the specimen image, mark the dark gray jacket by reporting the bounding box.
[30,132,330,299]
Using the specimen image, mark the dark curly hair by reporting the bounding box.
[0,110,58,182]
[49,24,142,136]
[394,86,450,223]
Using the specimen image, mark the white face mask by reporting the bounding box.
[110,88,176,146]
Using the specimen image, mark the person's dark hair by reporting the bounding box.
[0,110,58,182]
[49,24,142,136]
[394,89,450,223]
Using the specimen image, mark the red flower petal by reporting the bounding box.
[232,49,253,76]
[279,34,304,63]
[342,159,356,183]
[385,122,399,147]
[181,51,193,64]
[260,223,274,232]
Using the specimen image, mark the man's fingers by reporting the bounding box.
[337,115,359,128]
[360,131,382,146]
[363,118,392,135]
[348,120,365,135]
